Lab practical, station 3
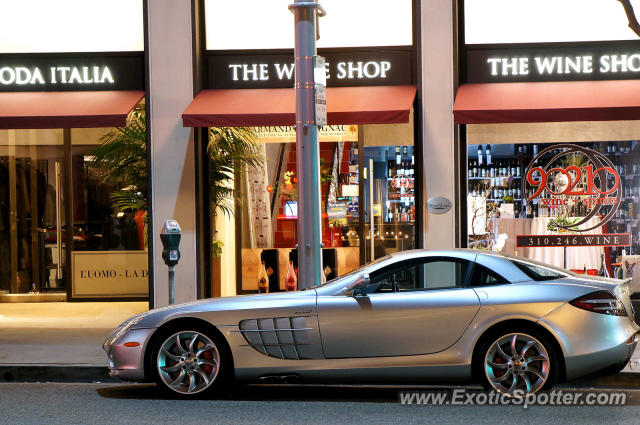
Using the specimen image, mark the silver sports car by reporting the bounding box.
[104,249,639,397]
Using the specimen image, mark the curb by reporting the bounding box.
[569,372,640,389]
[0,365,638,388]
[0,365,118,383]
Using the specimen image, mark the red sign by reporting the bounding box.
[523,144,622,232]
[391,175,413,189]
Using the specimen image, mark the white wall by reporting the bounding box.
[147,0,198,306]
[0,0,143,53]
[205,0,413,50]
[421,0,456,249]
[465,0,640,44]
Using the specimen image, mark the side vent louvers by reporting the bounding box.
[238,316,313,360]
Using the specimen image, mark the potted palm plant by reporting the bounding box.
[92,113,264,256]
[207,127,264,256]
[90,109,148,214]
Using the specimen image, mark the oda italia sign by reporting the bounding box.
[0,53,144,91]
[516,144,631,248]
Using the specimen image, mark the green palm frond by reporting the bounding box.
[90,110,148,212]
[208,127,264,217]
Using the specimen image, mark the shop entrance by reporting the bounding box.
[0,122,148,301]
[0,129,66,296]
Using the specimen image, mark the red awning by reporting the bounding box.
[453,80,640,124]
[0,90,145,129]
[182,85,417,127]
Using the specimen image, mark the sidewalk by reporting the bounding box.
[0,301,147,380]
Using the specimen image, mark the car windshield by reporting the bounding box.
[306,255,392,290]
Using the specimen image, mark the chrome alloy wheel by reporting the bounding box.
[484,333,550,396]
[157,330,220,395]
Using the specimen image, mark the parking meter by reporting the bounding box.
[160,220,181,304]
[161,220,181,266]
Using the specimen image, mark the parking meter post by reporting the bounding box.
[160,220,181,305]
[168,265,175,305]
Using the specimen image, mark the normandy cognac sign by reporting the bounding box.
[0,53,144,91]
[516,144,631,248]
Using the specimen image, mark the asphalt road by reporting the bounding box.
[3,383,640,425]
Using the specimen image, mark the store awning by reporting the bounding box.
[0,90,145,129]
[453,80,640,124]
[182,85,417,127]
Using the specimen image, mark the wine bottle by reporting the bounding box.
[599,252,610,278]
[258,260,269,293]
[486,144,492,165]
[285,260,297,291]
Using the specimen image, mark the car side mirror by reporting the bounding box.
[348,273,370,297]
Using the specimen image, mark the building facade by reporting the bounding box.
[456,0,640,283]
[0,0,459,308]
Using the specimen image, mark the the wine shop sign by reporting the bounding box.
[523,144,621,232]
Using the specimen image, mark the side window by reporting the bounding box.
[368,263,416,293]
[414,260,469,290]
[368,259,468,293]
[470,264,509,287]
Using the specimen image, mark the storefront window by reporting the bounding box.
[465,133,639,280]
[0,108,148,300]
[0,129,65,295]
[230,119,415,293]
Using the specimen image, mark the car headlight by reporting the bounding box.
[107,312,151,346]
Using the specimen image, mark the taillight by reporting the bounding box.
[569,290,628,317]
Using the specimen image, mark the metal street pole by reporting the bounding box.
[288,1,325,289]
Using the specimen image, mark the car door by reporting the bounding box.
[316,254,481,358]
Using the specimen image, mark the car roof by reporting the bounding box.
[387,248,534,283]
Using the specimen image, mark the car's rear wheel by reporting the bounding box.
[478,331,557,396]
[152,328,227,397]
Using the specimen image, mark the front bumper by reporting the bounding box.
[103,327,156,382]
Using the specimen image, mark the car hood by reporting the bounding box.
[132,290,318,329]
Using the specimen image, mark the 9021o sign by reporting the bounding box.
[516,144,630,248]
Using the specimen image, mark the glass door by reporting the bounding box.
[361,145,416,263]
[0,129,67,295]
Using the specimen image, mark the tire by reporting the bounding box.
[474,328,559,396]
[150,325,231,397]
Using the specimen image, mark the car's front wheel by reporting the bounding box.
[152,328,227,397]
[478,330,557,396]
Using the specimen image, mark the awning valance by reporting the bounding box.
[453,80,640,124]
[0,90,145,129]
[182,85,417,127]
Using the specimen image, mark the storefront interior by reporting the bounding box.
[0,101,148,302]
[235,118,416,292]
[463,120,640,285]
